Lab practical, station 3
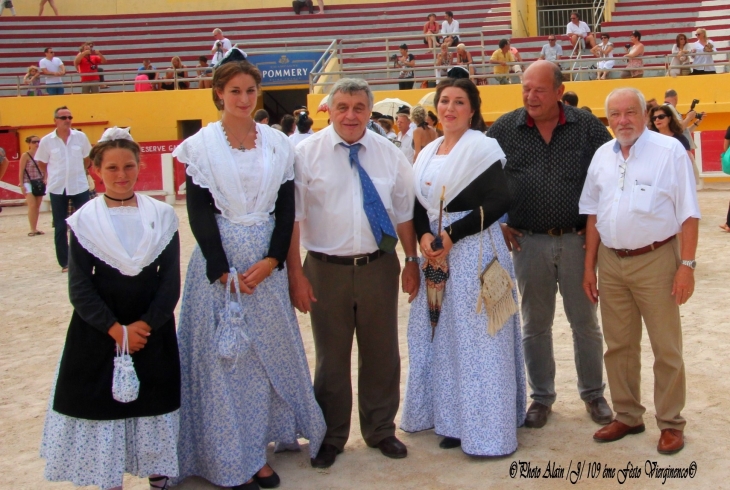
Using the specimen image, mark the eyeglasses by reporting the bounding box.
[30,140,40,144]
[651,114,667,121]
[570,17,578,20]
[55,116,73,120]
[548,38,556,41]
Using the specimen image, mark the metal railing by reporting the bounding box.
[309,39,341,93]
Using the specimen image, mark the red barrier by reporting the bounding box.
[700,130,727,173]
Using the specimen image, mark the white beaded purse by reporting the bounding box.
[112,324,140,403]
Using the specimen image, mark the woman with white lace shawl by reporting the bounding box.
[40,127,182,490]
[400,78,526,456]
[172,51,325,490]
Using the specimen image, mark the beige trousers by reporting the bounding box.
[597,240,686,431]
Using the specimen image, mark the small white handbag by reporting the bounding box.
[215,267,251,363]
[112,324,140,403]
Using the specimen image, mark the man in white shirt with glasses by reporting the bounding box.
[580,87,699,456]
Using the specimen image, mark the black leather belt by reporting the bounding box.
[308,250,386,266]
[530,226,581,236]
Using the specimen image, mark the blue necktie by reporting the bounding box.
[340,143,398,253]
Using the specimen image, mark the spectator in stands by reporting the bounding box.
[423,13,441,49]
[691,28,717,75]
[280,114,296,136]
[378,117,397,142]
[539,35,563,64]
[134,72,153,92]
[510,45,524,82]
[170,56,190,89]
[211,28,232,66]
[316,0,324,14]
[621,31,644,79]
[591,33,614,80]
[290,111,314,146]
[254,109,270,124]
[292,0,314,15]
[74,43,106,94]
[454,44,475,77]
[39,0,59,15]
[410,105,437,162]
[138,59,157,82]
[0,0,16,16]
[396,112,415,164]
[160,70,176,90]
[195,56,212,89]
[24,66,43,96]
[490,39,515,85]
[721,127,730,232]
[669,34,692,77]
[441,11,460,48]
[566,12,595,50]
[435,43,452,81]
[426,110,442,136]
[394,44,416,90]
[39,47,65,95]
[562,91,578,107]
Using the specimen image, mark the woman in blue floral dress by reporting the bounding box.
[172,51,325,490]
[400,77,527,456]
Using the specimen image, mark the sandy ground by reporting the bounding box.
[2,190,730,490]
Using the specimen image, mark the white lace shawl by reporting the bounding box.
[66,194,178,276]
[173,121,295,226]
[414,129,506,222]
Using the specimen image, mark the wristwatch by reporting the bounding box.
[405,256,419,263]
[681,259,696,270]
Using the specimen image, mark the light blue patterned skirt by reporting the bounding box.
[400,211,527,456]
[176,215,325,487]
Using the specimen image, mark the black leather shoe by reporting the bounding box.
[310,443,342,469]
[439,437,461,449]
[374,436,407,459]
[254,469,280,489]
[524,401,551,428]
[585,396,613,425]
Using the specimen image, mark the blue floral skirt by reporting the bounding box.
[400,211,527,456]
[176,216,325,487]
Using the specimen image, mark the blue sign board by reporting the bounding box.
[247,52,323,87]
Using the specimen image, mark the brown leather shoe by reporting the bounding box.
[585,396,613,425]
[310,443,342,468]
[593,420,645,442]
[373,436,407,459]
[657,429,684,455]
[524,401,551,428]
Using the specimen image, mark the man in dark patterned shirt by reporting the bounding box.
[487,60,613,429]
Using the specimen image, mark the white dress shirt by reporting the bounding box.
[579,129,700,250]
[36,129,92,195]
[289,131,312,147]
[295,124,415,255]
[398,127,415,164]
[211,38,232,65]
[442,19,460,36]
[566,21,591,38]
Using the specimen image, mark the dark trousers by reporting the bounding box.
[292,0,313,14]
[50,190,90,267]
[304,252,401,450]
[398,79,415,90]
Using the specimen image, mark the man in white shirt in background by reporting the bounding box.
[566,12,595,49]
[288,78,419,469]
[35,106,92,272]
[539,35,563,63]
[39,47,66,95]
[580,87,700,456]
[211,28,232,66]
[441,11,460,48]
[396,112,414,164]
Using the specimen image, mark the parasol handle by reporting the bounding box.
[431,186,446,251]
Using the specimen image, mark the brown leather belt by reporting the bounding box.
[611,236,674,258]
[308,250,386,266]
[531,226,581,236]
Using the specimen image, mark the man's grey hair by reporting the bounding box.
[328,78,374,109]
[604,87,646,116]
[549,62,563,89]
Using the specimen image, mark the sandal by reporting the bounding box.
[28,232,36,237]
[149,476,170,489]
[35,230,45,235]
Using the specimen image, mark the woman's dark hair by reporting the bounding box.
[212,61,262,110]
[378,118,393,133]
[25,135,38,144]
[631,30,642,41]
[296,111,313,133]
[675,34,687,47]
[427,110,438,126]
[280,114,296,135]
[649,105,683,136]
[88,138,141,169]
[571,11,581,20]
[434,78,484,131]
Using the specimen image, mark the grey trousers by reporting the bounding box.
[513,231,605,406]
[304,252,401,449]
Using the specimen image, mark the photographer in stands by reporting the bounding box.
[74,42,106,94]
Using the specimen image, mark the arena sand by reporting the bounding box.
[2,190,730,490]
